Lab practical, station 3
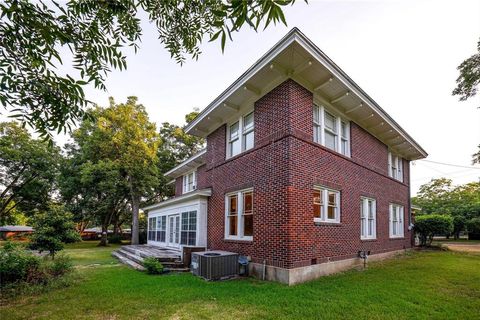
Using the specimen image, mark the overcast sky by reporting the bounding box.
[6,0,480,195]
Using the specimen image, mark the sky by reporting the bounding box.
[4,0,480,195]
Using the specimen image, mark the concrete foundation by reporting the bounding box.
[249,249,408,285]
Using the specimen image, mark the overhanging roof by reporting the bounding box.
[185,28,427,160]
[141,188,212,212]
[164,149,206,179]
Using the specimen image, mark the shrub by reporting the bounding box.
[0,242,41,286]
[143,257,164,274]
[29,205,81,259]
[48,254,74,276]
[466,217,480,240]
[108,233,123,244]
[415,214,453,246]
[0,241,74,288]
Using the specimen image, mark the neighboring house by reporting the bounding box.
[0,225,34,240]
[142,28,427,284]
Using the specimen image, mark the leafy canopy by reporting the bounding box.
[453,38,480,106]
[0,122,60,221]
[0,0,297,141]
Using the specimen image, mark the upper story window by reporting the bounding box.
[313,186,341,223]
[182,170,197,193]
[389,204,404,238]
[361,197,376,240]
[313,105,350,157]
[225,189,254,240]
[388,151,403,182]
[227,111,254,158]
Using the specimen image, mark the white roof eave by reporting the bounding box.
[184,28,427,161]
[141,188,212,212]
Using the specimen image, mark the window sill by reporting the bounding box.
[314,221,342,226]
[389,236,405,240]
[224,237,253,242]
[361,238,377,242]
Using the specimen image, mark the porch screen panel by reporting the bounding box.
[156,216,166,242]
[148,217,156,241]
[180,211,197,245]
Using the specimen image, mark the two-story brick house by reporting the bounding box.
[142,28,427,284]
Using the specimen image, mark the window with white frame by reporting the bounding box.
[148,217,156,241]
[180,211,197,245]
[313,187,340,223]
[361,197,376,240]
[388,151,403,182]
[182,170,197,193]
[225,189,254,240]
[156,216,166,242]
[227,111,254,158]
[389,204,404,238]
[313,105,350,156]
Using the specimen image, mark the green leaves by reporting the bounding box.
[1,0,298,141]
[453,38,480,106]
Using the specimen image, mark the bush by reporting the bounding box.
[466,217,480,240]
[108,233,123,244]
[415,214,453,246]
[48,254,74,276]
[143,257,164,274]
[0,242,41,286]
[0,241,74,288]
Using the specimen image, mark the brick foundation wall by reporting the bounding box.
[203,79,412,269]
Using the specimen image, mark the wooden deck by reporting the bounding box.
[112,244,187,272]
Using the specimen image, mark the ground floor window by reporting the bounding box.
[225,189,254,240]
[361,197,376,239]
[148,217,156,241]
[389,204,404,238]
[180,211,197,245]
[313,186,340,223]
[156,216,166,242]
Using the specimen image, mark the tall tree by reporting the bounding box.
[62,98,159,244]
[0,122,60,221]
[453,38,480,106]
[99,97,159,244]
[152,110,205,202]
[0,0,297,140]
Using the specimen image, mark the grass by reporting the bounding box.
[1,242,479,320]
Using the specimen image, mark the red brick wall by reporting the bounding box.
[175,177,183,196]
[204,79,412,269]
[174,164,208,197]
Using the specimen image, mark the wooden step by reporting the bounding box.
[115,249,145,265]
[112,251,145,271]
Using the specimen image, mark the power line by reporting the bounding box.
[416,159,480,170]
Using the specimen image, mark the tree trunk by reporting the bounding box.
[99,225,109,246]
[131,194,140,245]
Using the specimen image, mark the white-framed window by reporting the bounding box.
[361,197,376,240]
[225,189,253,240]
[180,211,197,245]
[388,151,403,182]
[389,204,404,238]
[227,111,254,158]
[313,105,350,156]
[156,216,167,242]
[182,170,197,193]
[313,186,340,223]
[148,217,157,241]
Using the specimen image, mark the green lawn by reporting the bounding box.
[1,242,479,320]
